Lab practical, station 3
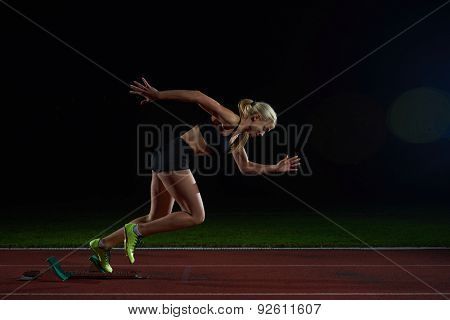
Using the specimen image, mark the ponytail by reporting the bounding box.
[229,98,277,153]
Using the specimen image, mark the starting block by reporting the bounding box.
[19,256,149,281]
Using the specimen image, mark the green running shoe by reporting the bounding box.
[89,239,113,273]
[124,223,142,264]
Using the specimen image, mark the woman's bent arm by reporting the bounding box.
[130,78,237,124]
[232,148,300,175]
[158,90,237,124]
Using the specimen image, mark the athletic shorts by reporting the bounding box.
[150,136,193,172]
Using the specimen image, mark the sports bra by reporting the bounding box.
[198,116,241,155]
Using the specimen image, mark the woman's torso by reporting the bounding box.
[180,116,239,156]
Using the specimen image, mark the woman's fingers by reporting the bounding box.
[130,84,143,91]
[129,90,146,97]
[133,80,145,87]
[129,77,158,105]
[281,156,299,163]
[129,89,148,96]
[277,155,300,171]
[142,77,152,88]
[129,91,151,105]
[130,91,151,102]
[276,154,300,172]
[130,84,147,92]
[132,81,147,90]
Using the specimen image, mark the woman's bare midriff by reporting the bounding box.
[180,125,212,155]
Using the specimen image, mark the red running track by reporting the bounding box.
[0,249,449,300]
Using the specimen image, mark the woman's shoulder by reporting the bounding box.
[210,114,241,134]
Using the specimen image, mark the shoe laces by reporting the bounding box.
[104,249,111,263]
[133,235,143,249]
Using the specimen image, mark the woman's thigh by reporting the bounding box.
[149,171,176,220]
[156,170,205,223]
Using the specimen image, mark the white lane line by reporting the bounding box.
[1,247,449,250]
[2,264,450,268]
[1,292,449,296]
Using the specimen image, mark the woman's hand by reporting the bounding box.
[274,154,301,173]
[129,77,160,105]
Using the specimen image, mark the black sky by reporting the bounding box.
[1,1,450,211]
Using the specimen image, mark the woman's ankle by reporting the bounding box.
[133,224,143,237]
[99,239,111,250]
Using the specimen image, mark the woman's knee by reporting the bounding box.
[183,208,205,225]
[193,212,205,225]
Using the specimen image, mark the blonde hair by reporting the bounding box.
[229,98,277,153]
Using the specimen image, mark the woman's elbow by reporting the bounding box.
[191,90,204,101]
[238,164,251,175]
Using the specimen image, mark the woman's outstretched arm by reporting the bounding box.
[130,77,238,124]
[232,147,300,175]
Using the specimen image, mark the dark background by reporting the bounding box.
[1,1,450,214]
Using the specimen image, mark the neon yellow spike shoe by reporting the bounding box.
[124,223,143,264]
[89,239,113,273]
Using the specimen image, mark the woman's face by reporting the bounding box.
[245,115,275,137]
